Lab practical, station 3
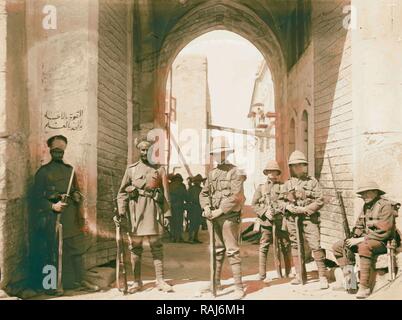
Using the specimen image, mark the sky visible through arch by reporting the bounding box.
[177,30,270,130]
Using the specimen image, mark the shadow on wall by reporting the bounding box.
[312,0,352,250]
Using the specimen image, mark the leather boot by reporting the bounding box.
[200,258,224,294]
[128,254,143,293]
[154,259,173,292]
[291,255,302,285]
[313,250,329,289]
[231,263,245,300]
[356,257,371,299]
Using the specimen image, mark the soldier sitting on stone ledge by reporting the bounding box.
[332,180,400,299]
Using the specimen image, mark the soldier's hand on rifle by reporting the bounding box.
[203,207,223,220]
[202,206,211,218]
[52,201,67,213]
[345,237,364,248]
[285,204,306,215]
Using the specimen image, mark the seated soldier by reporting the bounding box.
[332,181,399,299]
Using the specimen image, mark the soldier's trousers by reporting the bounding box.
[207,214,243,290]
[128,234,164,281]
[259,224,291,255]
[286,215,327,277]
[208,215,241,265]
[332,239,387,266]
[286,216,322,251]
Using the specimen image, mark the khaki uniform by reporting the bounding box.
[199,162,246,289]
[251,180,290,279]
[30,160,87,290]
[280,175,327,278]
[117,160,171,284]
[333,196,397,265]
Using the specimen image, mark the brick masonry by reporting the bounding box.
[312,0,353,252]
[96,0,130,267]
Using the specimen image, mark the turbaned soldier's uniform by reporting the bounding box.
[117,138,172,293]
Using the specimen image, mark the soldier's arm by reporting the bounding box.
[278,182,290,213]
[303,179,325,215]
[159,167,171,218]
[366,202,394,241]
[352,210,365,237]
[116,168,131,216]
[251,185,266,218]
[33,168,54,214]
[199,175,211,209]
[219,169,245,214]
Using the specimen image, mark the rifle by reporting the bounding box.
[272,222,283,278]
[285,185,307,284]
[55,167,75,292]
[327,155,357,291]
[111,172,129,295]
[387,239,397,281]
[294,216,307,284]
[207,181,217,297]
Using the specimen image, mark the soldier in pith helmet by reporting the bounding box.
[279,150,329,289]
[251,160,291,281]
[332,180,399,299]
[199,136,247,300]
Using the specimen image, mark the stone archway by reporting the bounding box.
[153,1,287,169]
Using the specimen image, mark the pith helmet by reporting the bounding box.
[263,160,281,175]
[288,150,308,165]
[209,136,234,154]
[356,180,386,195]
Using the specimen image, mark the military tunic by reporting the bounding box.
[117,161,171,236]
[199,162,246,265]
[333,196,397,265]
[280,175,324,252]
[251,180,290,255]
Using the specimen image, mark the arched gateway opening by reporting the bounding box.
[151,1,288,175]
[164,30,275,204]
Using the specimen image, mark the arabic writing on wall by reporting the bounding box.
[44,109,84,132]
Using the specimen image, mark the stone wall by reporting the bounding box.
[95,0,132,267]
[0,0,29,287]
[24,0,100,274]
[352,0,402,231]
[312,0,353,251]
